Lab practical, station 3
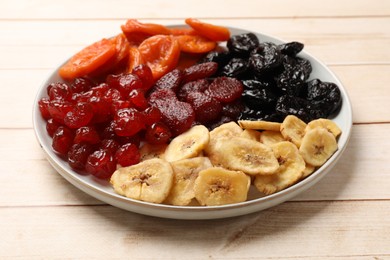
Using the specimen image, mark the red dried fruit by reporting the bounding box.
[221,99,245,119]
[107,73,143,97]
[64,102,94,129]
[48,82,72,101]
[89,96,111,124]
[101,121,117,139]
[177,79,209,101]
[182,62,218,83]
[46,118,61,137]
[152,99,195,136]
[91,83,109,97]
[71,77,94,94]
[132,64,155,91]
[186,91,222,123]
[48,100,73,124]
[68,143,94,170]
[85,149,116,179]
[103,88,122,103]
[153,69,183,93]
[38,97,51,120]
[111,100,131,115]
[115,143,141,167]
[145,122,172,144]
[114,108,145,136]
[100,139,120,154]
[207,76,243,103]
[128,89,148,110]
[74,126,101,145]
[148,88,177,104]
[142,106,162,126]
[52,126,74,156]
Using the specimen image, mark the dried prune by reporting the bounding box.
[241,86,278,110]
[220,58,250,78]
[249,42,283,77]
[239,107,283,122]
[275,95,312,122]
[278,41,304,56]
[199,50,232,68]
[227,33,260,57]
[275,57,312,96]
[306,79,342,115]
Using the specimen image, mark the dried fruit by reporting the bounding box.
[207,77,243,103]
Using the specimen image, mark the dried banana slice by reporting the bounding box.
[280,115,307,148]
[305,118,342,138]
[302,163,316,178]
[240,129,261,141]
[164,157,213,206]
[194,167,251,206]
[299,128,338,166]
[254,141,305,195]
[164,125,210,162]
[110,158,173,204]
[259,130,285,146]
[216,137,279,175]
[205,122,243,165]
[139,143,167,161]
[238,120,281,131]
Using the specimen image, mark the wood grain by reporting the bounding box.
[1,0,389,258]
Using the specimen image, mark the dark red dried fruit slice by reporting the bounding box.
[221,99,245,119]
[207,76,243,103]
[148,88,177,104]
[182,62,218,83]
[100,139,120,154]
[177,79,209,101]
[152,69,183,93]
[46,118,61,137]
[186,91,222,124]
[85,149,116,179]
[152,99,195,136]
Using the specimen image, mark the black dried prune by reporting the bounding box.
[275,95,312,122]
[220,58,250,78]
[278,41,304,56]
[239,107,283,122]
[275,57,312,96]
[227,33,260,57]
[200,50,232,68]
[241,80,278,109]
[306,79,342,115]
[249,42,283,77]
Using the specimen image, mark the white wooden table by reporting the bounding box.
[1,0,389,258]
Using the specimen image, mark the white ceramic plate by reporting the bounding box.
[33,26,352,220]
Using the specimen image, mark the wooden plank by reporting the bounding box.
[1,0,389,19]
[1,64,388,129]
[1,18,390,67]
[1,124,389,207]
[1,201,389,258]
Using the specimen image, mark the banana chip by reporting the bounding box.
[238,120,281,131]
[280,115,307,148]
[194,167,251,206]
